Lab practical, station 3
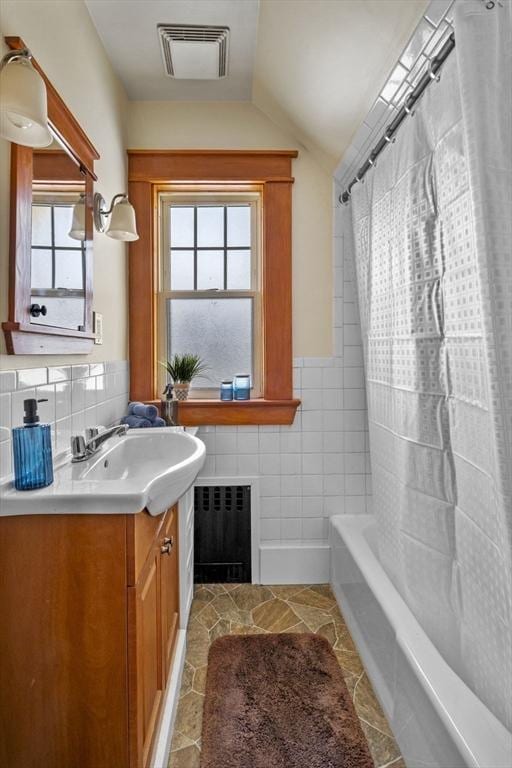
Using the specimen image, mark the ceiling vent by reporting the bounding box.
[158,24,229,80]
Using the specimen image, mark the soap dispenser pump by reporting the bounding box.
[12,398,54,490]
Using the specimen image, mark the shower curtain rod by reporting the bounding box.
[339,32,455,204]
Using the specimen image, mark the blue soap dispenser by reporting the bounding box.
[12,398,54,490]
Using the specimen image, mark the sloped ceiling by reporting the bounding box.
[253,0,428,169]
[85,0,428,170]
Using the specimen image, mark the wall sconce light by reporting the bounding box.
[68,194,86,241]
[93,192,139,241]
[0,48,52,148]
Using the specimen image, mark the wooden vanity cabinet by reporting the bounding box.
[0,505,180,768]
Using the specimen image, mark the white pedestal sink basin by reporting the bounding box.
[0,427,205,517]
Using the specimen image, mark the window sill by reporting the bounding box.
[150,398,301,426]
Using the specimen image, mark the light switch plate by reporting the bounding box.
[93,312,103,345]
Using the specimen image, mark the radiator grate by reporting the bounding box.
[194,485,251,583]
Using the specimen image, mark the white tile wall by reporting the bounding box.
[197,187,371,549]
[0,360,129,482]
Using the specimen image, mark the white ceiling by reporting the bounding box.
[85,0,260,100]
[85,0,428,168]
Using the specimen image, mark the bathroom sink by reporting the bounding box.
[0,428,205,517]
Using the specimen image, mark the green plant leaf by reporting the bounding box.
[160,354,208,383]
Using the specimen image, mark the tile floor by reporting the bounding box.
[169,584,404,768]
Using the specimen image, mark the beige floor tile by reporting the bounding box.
[168,584,401,768]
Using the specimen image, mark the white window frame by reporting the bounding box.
[157,190,262,399]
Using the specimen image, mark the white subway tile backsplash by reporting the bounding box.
[48,366,71,383]
[71,364,89,380]
[0,440,12,479]
[17,368,47,389]
[55,381,72,420]
[0,361,129,483]
[0,393,11,442]
[0,370,17,394]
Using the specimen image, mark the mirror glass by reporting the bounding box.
[30,134,87,331]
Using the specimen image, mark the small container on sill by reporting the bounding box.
[220,380,234,401]
[233,374,251,401]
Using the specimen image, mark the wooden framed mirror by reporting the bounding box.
[2,36,99,354]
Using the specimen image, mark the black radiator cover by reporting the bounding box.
[194,485,251,583]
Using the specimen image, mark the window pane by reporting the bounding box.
[55,249,84,289]
[54,205,76,247]
[170,207,194,247]
[31,249,53,289]
[227,206,250,246]
[30,295,85,330]
[197,250,224,290]
[227,249,251,289]
[170,249,194,290]
[168,298,252,387]
[32,206,52,246]
[197,207,223,247]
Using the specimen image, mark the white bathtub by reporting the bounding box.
[330,515,512,768]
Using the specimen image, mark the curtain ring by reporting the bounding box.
[427,58,441,82]
[384,128,396,144]
[404,93,415,116]
[368,153,377,169]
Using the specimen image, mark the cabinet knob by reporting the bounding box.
[161,536,174,555]
[30,303,47,318]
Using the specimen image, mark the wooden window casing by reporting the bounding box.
[128,150,300,426]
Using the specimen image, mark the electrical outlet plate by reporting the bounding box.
[93,312,103,345]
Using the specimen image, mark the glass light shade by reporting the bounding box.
[106,198,139,241]
[68,196,86,241]
[0,56,52,148]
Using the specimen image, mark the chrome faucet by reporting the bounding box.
[71,423,128,463]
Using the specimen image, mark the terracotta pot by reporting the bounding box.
[174,382,190,401]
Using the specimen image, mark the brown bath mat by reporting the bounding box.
[200,633,374,768]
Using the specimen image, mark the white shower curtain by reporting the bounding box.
[345,0,512,729]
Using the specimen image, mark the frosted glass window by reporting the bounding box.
[227,250,251,289]
[197,250,223,289]
[32,206,52,246]
[170,250,194,290]
[31,249,53,289]
[54,205,75,247]
[197,207,224,247]
[170,207,194,247]
[227,206,250,246]
[55,250,84,289]
[168,298,252,388]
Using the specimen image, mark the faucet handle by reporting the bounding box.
[71,435,86,460]
[85,426,99,442]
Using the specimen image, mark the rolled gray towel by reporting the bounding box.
[122,415,153,429]
[129,402,159,421]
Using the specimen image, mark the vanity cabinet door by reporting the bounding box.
[129,545,163,768]
[160,505,179,681]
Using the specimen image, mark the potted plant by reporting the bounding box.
[162,354,208,400]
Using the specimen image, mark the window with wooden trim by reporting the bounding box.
[127,149,300,425]
[158,192,262,397]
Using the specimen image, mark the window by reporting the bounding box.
[127,149,299,425]
[158,193,261,396]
